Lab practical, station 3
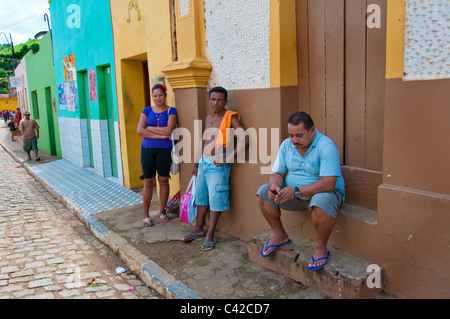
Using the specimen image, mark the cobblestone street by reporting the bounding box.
[0,148,161,299]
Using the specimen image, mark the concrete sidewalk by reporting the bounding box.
[0,124,323,299]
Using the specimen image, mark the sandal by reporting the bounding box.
[160,209,169,224]
[183,233,204,242]
[201,241,216,251]
[143,217,152,227]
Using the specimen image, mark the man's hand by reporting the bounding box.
[267,186,281,202]
[191,165,198,177]
[274,187,295,203]
[213,155,233,167]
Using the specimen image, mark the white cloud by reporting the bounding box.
[0,0,50,45]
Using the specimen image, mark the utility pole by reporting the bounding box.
[9,33,16,69]
[0,32,17,97]
[0,32,16,69]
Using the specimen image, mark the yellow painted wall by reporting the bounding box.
[270,0,298,88]
[175,0,206,61]
[110,0,179,196]
[161,0,212,90]
[0,97,18,112]
[386,0,405,79]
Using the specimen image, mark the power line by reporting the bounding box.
[0,0,43,18]
[0,9,48,30]
[0,0,46,20]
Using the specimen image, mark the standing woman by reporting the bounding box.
[137,84,178,226]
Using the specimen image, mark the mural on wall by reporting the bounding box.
[127,0,141,23]
[58,82,79,112]
[59,53,79,112]
[63,53,77,82]
[89,69,97,102]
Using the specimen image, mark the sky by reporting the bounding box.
[0,0,51,46]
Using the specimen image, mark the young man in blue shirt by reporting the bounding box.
[257,112,345,271]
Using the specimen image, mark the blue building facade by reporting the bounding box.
[50,0,122,183]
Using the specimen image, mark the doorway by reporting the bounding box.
[44,87,57,156]
[101,66,118,178]
[120,53,150,187]
[296,0,387,209]
[79,70,94,168]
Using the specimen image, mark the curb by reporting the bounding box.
[0,142,201,300]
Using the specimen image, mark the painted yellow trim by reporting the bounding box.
[163,0,211,89]
[386,0,405,79]
[162,57,212,89]
[270,0,298,88]
[175,0,207,60]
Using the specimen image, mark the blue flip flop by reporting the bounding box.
[260,239,292,257]
[308,251,330,271]
[201,241,216,251]
[182,233,204,242]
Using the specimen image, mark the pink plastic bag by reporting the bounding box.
[179,176,197,224]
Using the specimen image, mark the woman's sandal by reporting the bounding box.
[160,209,169,224]
[143,218,152,227]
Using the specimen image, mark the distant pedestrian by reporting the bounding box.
[19,111,40,162]
[7,116,20,142]
[15,108,22,126]
[2,110,7,123]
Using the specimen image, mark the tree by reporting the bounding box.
[19,44,29,55]
[30,43,40,54]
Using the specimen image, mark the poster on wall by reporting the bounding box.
[57,82,79,113]
[63,53,77,82]
[89,69,97,102]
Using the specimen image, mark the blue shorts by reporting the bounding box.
[257,183,343,218]
[195,155,231,212]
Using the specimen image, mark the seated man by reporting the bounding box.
[257,112,345,271]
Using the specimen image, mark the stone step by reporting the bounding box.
[249,230,384,299]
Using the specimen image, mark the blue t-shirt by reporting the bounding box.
[141,106,177,149]
[271,130,345,199]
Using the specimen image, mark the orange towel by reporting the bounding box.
[216,110,240,148]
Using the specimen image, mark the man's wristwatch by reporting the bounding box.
[294,187,301,199]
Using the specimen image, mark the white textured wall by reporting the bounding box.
[404,0,450,80]
[204,0,270,90]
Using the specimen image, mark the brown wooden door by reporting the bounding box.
[296,0,386,172]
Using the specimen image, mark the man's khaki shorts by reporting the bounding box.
[23,136,38,152]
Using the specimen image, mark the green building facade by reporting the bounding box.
[25,32,61,158]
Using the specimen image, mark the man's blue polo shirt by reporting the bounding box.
[271,130,345,199]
